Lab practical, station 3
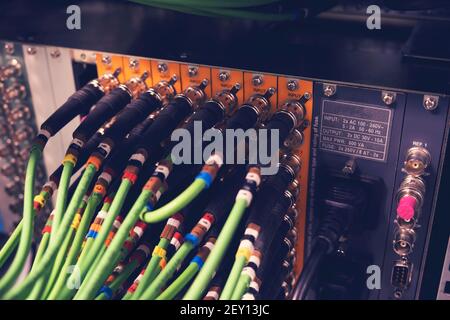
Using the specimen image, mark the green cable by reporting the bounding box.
[95,260,138,300]
[57,179,133,300]
[50,162,74,243]
[0,221,23,269]
[74,189,152,300]
[220,255,247,300]
[2,163,97,300]
[196,6,297,21]
[130,238,169,299]
[141,0,280,9]
[76,237,94,266]
[130,0,296,21]
[183,198,248,300]
[156,262,199,300]
[231,273,251,300]
[139,241,194,300]
[25,232,50,300]
[0,147,41,295]
[141,179,206,224]
[47,196,96,300]
[40,226,75,299]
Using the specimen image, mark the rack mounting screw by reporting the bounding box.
[252,75,264,87]
[4,43,14,55]
[101,55,112,65]
[382,91,396,105]
[423,95,439,111]
[323,84,336,97]
[218,71,230,82]
[188,66,198,77]
[26,47,37,55]
[157,62,168,74]
[287,79,299,91]
[50,49,61,58]
[129,58,139,70]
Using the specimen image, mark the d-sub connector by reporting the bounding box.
[391,259,413,298]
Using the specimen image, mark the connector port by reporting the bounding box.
[391,259,413,298]
[393,227,416,256]
[403,146,431,176]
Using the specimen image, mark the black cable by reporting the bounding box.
[71,85,132,145]
[39,81,104,138]
[291,238,328,300]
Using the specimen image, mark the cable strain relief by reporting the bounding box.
[32,129,51,150]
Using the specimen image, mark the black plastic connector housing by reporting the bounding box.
[41,82,104,136]
[72,86,131,143]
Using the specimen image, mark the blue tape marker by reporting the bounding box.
[196,171,213,188]
[98,285,113,299]
[184,233,200,246]
[191,256,204,269]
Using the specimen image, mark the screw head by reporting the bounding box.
[218,71,230,82]
[423,95,438,111]
[252,75,263,87]
[157,62,168,74]
[287,79,299,91]
[188,66,198,77]
[304,92,311,100]
[129,58,139,70]
[382,91,396,105]
[79,53,87,61]
[26,47,37,55]
[4,43,14,55]
[323,84,336,97]
[50,49,61,58]
[101,55,112,65]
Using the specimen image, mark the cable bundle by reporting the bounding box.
[0,73,309,301]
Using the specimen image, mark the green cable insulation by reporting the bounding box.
[130,238,169,299]
[194,6,296,21]
[95,260,139,300]
[231,273,251,300]
[56,179,133,300]
[47,195,103,300]
[2,164,97,300]
[126,259,160,300]
[122,290,134,300]
[183,198,248,300]
[220,255,247,300]
[40,226,76,299]
[129,0,204,15]
[131,0,296,21]
[141,179,206,224]
[139,242,194,300]
[157,262,199,300]
[25,232,50,300]
[0,147,41,295]
[50,162,74,243]
[81,244,106,285]
[74,189,152,300]
[137,0,281,9]
[0,221,22,269]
